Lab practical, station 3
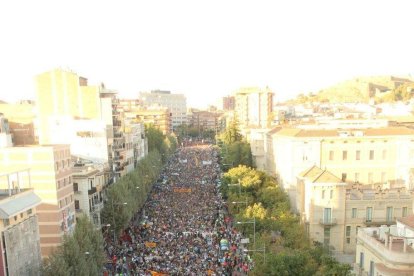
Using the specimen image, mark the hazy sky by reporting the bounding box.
[0,0,413,108]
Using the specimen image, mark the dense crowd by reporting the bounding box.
[103,144,252,275]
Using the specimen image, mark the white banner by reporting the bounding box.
[202,160,212,165]
[241,238,250,244]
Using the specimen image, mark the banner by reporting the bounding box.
[241,238,250,244]
[174,188,192,193]
[145,242,157,248]
[202,160,212,165]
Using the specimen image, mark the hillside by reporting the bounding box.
[288,75,414,104]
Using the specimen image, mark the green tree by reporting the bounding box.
[221,117,242,145]
[42,216,105,276]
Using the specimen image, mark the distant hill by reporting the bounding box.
[288,76,414,104]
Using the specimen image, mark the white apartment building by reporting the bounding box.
[234,87,274,129]
[266,125,414,211]
[139,90,187,130]
[355,215,414,276]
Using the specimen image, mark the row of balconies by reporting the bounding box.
[318,217,396,226]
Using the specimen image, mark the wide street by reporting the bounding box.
[104,143,250,275]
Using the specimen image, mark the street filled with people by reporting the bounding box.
[104,143,252,275]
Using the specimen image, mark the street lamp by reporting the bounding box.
[231,199,248,209]
[228,180,241,196]
[111,200,127,242]
[237,217,256,249]
[243,244,266,263]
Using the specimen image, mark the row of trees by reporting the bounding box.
[42,125,177,274]
[222,165,352,275]
[217,118,253,169]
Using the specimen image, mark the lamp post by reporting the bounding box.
[243,244,266,264]
[111,200,127,242]
[231,198,248,213]
[228,180,241,196]
[236,217,256,249]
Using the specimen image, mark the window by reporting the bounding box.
[330,190,333,199]
[386,207,393,222]
[20,213,23,218]
[341,173,347,182]
[3,219,9,227]
[382,150,387,160]
[323,227,330,247]
[355,173,360,183]
[57,180,61,189]
[61,160,65,168]
[366,207,373,222]
[75,200,80,210]
[359,252,364,268]
[73,183,78,192]
[346,226,351,244]
[356,150,360,160]
[369,150,374,160]
[322,190,325,199]
[368,172,373,184]
[27,209,32,215]
[342,150,347,160]
[329,151,334,161]
[323,208,332,223]
[403,207,408,217]
[352,208,357,218]
[381,172,386,184]
[14,215,17,221]
[56,161,59,171]
[369,260,374,276]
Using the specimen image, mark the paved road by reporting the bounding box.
[105,145,250,275]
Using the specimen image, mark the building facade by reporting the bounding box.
[234,87,274,129]
[0,145,75,257]
[139,90,187,130]
[355,215,414,276]
[266,126,414,211]
[0,178,42,276]
[297,166,413,257]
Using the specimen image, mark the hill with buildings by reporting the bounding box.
[288,75,414,104]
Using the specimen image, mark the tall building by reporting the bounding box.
[35,68,127,181]
[0,173,42,275]
[234,87,274,129]
[187,109,223,133]
[139,90,187,131]
[266,125,414,211]
[0,145,75,257]
[222,96,235,111]
[355,216,414,276]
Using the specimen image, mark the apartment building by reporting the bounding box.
[355,216,414,276]
[126,107,171,134]
[0,173,42,276]
[0,101,37,146]
[35,68,127,181]
[0,145,75,257]
[222,96,235,111]
[297,166,413,256]
[266,125,414,211]
[139,90,187,130]
[234,87,274,129]
[72,162,105,228]
[187,109,223,133]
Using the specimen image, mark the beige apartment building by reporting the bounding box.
[297,166,413,256]
[0,170,42,275]
[72,162,106,229]
[266,125,414,211]
[355,215,414,276]
[234,87,274,129]
[126,107,171,134]
[0,145,75,257]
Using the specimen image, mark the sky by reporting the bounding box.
[0,0,413,109]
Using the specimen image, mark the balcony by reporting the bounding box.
[88,187,97,195]
[363,217,395,226]
[319,218,337,226]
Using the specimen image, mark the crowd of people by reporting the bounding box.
[104,144,252,275]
